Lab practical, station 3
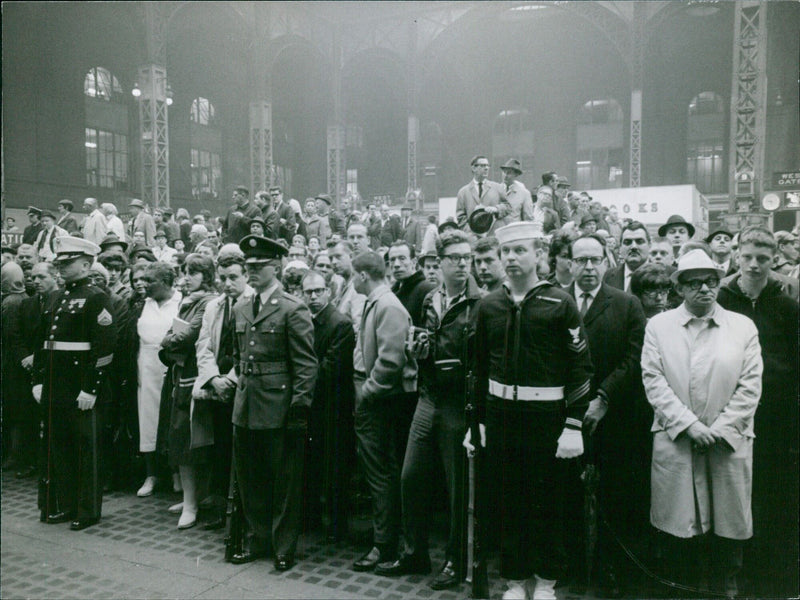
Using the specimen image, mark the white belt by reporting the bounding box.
[488,379,564,401]
[43,341,91,351]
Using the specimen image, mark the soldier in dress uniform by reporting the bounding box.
[31,236,116,531]
[464,222,593,600]
[228,235,317,571]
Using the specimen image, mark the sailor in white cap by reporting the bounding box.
[32,236,116,531]
[463,221,593,600]
[642,249,762,597]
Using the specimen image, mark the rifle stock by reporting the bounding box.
[466,371,490,599]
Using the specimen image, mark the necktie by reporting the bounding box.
[580,292,591,318]
[217,299,235,374]
[478,181,483,199]
[253,293,261,319]
[37,230,48,251]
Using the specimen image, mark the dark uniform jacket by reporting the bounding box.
[311,302,355,411]
[22,222,44,245]
[232,284,317,430]
[33,277,116,406]
[418,276,483,404]
[473,280,593,426]
[392,270,437,327]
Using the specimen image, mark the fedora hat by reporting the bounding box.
[468,207,494,234]
[500,158,523,175]
[658,215,696,238]
[670,249,726,284]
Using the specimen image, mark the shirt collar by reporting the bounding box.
[575,283,601,301]
[259,281,280,305]
[677,302,721,327]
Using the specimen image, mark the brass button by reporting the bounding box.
[250,341,255,346]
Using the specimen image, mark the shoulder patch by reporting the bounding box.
[97,308,113,326]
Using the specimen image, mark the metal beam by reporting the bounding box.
[138,64,170,209]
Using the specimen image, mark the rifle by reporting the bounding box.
[223,454,244,561]
[465,371,490,599]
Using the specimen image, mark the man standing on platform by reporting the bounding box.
[56,200,80,234]
[500,159,534,224]
[351,251,417,573]
[223,186,261,244]
[22,206,45,246]
[127,199,156,248]
[34,211,67,262]
[464,222,592,600]
[32,236,116,531]
[456,155,510,234]
[228,235,317,571]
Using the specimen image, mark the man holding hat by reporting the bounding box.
[32,235,116,531]
[500,158,534,224]
[464,221,593,600]
[456,155,510,234]
[127,199,156,247]
[641,249,761,598]
[82,198,108,246]
[34,211,68,262]
[228,235,317,571]
[56,200,80,234]
[658,215,695,260]
[22,206,44,245]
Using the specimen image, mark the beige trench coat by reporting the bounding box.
[641,303,762,540]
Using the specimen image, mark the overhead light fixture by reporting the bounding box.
[85,141,97,148]
[576,160,592,166]
[686,1,721,17]
[131,82,141,98]
[166,84,173,106]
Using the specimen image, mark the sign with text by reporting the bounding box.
[1,231,24,246]
[772,171,800,189]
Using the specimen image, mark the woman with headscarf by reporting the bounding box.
[159,254,216,529]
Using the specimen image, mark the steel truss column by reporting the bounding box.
[628,3,646,188]
[407,116,419,194]
[327,126,346,200]
[728,1,769,220]
[249,102,273,193]
[407,19,419,197]
[138,64,170,209]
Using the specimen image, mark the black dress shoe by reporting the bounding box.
[430,560,459,590]
[203,516,226,531]
[46,511,75,524]
[352,547,383,572]
[70,517,99,531]
[374,553,432,577]
[274,554,295,571]
[229,550,267,565]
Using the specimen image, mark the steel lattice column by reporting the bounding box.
[250,102,273,193]
[327,126,346,200]
[628,3,646,188]
[138,64,169,209]
[728,1,769,219]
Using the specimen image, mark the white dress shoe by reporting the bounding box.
[137,476,157,497]
[168,502,184,514]
[177,509,197,529]
[531,575,557,600]
[502,579,528,600]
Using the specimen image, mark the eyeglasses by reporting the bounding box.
[572,256,604,267]
[680,277,720,291]
[622,238,648,246]
[641,289,670,299]
[474,163,490,168]
[302,287,328,297]
[441,253,472,264]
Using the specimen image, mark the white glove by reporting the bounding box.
[32,385,42,403]
[583,397,608,436]
[76,391,97,411]
[462,423,486,456]
[21,354,34,371]
[556,427,584,459]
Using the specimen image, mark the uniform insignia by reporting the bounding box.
[250,239,257,247]
[568,327,581,345]
[97,308,113,326]
[69,298,87,309]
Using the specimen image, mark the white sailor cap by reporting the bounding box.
[495,221,543,246]
[53,236,101,262]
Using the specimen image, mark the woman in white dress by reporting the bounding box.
[136,262,182,497]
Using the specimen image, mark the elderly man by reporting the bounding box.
[642,249,762,598]
[456,155,510,234]
[500,159,534,224]
[127,199,156,247]
[80,198,107,246]
[100,203,125,241]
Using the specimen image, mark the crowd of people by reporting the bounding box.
[1,157,798,600]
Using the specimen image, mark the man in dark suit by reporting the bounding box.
[229,235,317,571]
[455,155,510,234]
[301,270,355,542]
[269,186,297,245]
[223,186,261,244]
[56,200,80,234]
[603,220,651,292]
[400,205,424,254]
[568,234,648,597]
[22,207,44,246]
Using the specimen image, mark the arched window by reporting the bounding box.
[190,97,216,126]
[576,99,624,190]
[687,92,725,193]
[84,67,128,189]
[189,98,221,200]
[84,67,123,102]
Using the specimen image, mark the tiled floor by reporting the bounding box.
[4,472,567,600]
